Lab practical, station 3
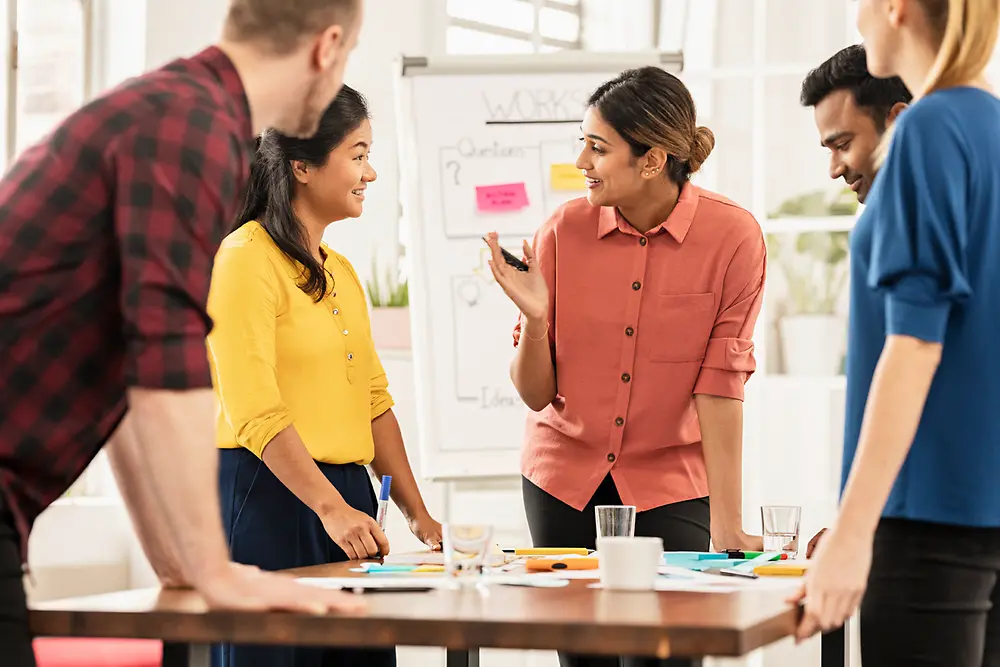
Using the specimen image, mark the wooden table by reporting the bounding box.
[30,560,812,667]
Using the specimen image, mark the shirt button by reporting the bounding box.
[639,237,647,246]
[607,453,616,463]
[632,281,641,290]
[625,327,634,336]
[347,353,354,360]
[615,417,624,427]
[333,308,339,315]
[343,329,349,335]
[621,372,631,383]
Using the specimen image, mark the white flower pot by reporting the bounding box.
[370,306,411,350]
[779,314,845,376]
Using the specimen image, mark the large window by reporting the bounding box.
[446,0,582,54]
[3,0,90,166]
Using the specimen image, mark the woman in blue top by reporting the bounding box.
[794,0,1000,665]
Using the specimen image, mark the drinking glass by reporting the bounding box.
[443,523,494,586]
[761,505,801,557]
[595,505,636,538]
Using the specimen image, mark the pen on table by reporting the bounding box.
[376,475,391,530]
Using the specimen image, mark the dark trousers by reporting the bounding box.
[523,475,710,667]
[0,497,35,667]
[861,516,1000,667]
[212,447,396,667]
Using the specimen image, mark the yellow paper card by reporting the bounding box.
[550,163,586,191]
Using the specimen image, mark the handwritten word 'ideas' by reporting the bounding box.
[481,89,590,123]
[480,386,520,409]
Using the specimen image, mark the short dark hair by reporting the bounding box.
[224,0,360,55]
[234,85,370,301]
[800,44,912,131]
[588,67,714,186]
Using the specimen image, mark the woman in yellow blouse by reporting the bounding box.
[207,86,440,667]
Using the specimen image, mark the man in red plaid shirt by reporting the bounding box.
[0,1,369,663]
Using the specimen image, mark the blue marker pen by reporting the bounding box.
[376,475,392,530]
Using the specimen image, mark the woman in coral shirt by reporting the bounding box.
[486,66,766,667]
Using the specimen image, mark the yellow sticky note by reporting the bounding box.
[550,163,586,191]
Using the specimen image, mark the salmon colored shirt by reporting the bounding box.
[513,182,766,513]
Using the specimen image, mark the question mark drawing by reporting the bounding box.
[445,160,461,185]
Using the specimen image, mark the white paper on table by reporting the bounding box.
[534,569,601,580]
[297,576,453,590]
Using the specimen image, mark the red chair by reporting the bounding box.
[33,638,162,667]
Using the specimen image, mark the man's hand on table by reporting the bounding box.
[193,561,366,614]
[806,528,827,558]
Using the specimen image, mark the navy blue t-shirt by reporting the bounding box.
[844,87,1000,528]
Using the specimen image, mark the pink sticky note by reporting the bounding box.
[475,183,529,212]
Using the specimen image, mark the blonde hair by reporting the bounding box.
[876,0,998,165]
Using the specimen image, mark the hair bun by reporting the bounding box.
[688,126,716,173]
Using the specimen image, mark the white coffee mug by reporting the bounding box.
[596,536,663,591]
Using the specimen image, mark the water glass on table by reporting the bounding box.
[443,523,494,586]
[595,504,636,538]
[761,505,801,557]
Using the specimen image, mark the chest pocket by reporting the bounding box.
[647,292,717,363]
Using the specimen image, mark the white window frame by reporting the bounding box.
[2,0,94,169]
[445,0,582,53]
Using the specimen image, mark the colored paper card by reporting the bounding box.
[549,163,586,191]
[476,183,529,212]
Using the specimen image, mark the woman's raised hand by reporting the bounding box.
[483,232,549,323]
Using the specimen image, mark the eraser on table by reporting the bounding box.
[476,183,529,212]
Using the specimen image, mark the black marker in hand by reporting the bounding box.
[482,236,528,272]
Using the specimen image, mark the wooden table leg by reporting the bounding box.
[821,624,848,667]
[446,648,480,667]
[162,642,210,667]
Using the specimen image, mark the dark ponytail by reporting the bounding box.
[232,84,371,301]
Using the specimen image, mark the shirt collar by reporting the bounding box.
[597,181,700,243]
[191,46,254,149]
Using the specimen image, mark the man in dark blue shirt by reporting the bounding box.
[798,44,911,558]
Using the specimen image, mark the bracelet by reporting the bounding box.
[523,321,550,341]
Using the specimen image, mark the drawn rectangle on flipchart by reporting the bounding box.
[439,144,543,238]
[450,273,521,405]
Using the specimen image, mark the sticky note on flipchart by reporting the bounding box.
[550,163,586,191]
[476,183,529,212]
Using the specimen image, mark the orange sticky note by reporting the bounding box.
[550,163,586,191]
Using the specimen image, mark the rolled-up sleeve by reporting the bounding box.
[693,229,766,400]
[206,241,292,457]
[512,216,558,349]
[368,349,395,420]
[867,109,971,344]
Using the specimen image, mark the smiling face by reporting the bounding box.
[813,88,885,204]
[294,118,376,221]
[575,107,647,208]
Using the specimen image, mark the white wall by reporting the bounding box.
[323,0,432,291]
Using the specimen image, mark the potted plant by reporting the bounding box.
[769,231,850,376]
[366,254,411,350]
[769,186,859,218]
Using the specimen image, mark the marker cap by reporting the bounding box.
[379,475,392,501]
